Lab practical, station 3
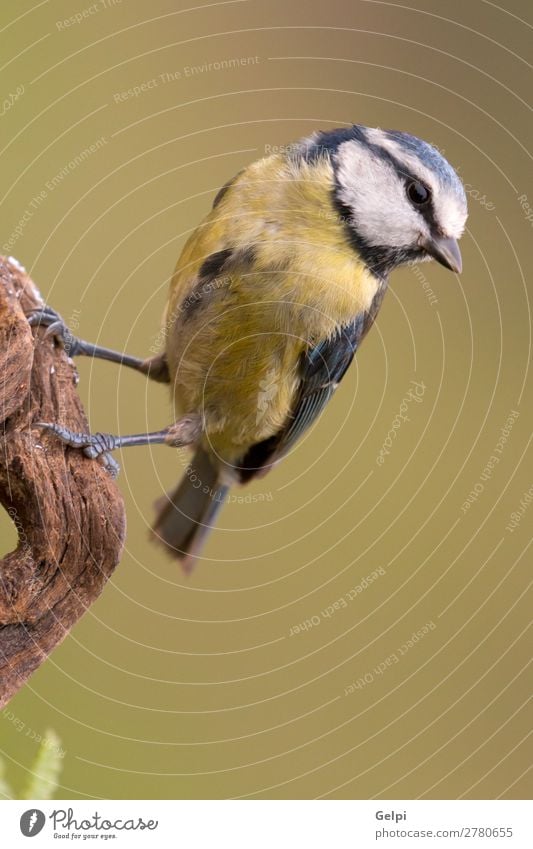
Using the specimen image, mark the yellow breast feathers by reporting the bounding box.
[163,153,380,458]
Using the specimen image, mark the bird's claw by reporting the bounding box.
[27,306,80,356]
[36,422,120,478]
[101,452,120,479]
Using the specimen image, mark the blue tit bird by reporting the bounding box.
[32,125,467,570]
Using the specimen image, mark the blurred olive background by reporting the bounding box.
[0,0,531,800]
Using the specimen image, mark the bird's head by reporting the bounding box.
[298,125,467,278]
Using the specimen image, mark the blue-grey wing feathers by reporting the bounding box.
[238,315,366,482]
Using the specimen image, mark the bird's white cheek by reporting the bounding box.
[357,203,428,248]
[335,141,427,248]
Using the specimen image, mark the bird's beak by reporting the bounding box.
[420,234,462,273]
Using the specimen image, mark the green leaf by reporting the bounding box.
[0,756,14,799]
[22,730,64,800]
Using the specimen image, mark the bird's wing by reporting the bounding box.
[238,314,366,482]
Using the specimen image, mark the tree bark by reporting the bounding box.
[0,256,126,708]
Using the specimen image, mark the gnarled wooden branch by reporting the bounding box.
[0,256,126,708]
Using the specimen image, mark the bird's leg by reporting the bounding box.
[27,305,170,383]
[36,415,202,478]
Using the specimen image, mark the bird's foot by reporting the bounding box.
[37,422,120,478]
[26,306,82,357]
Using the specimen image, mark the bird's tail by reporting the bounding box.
[151,446,229,571]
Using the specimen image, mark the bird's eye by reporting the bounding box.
[407,180,431,206]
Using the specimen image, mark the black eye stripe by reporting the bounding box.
[338,141,439,226]
[329,133,442,273]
